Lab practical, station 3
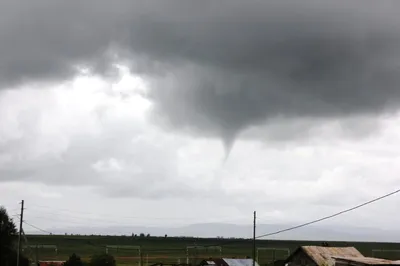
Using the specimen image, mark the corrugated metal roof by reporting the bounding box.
[302,246,364,266]
[333,256,400,265]
[222,258,260,266]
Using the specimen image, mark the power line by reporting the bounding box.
[190,188,400,250]
[23,221,52,235]
[7,208,21,213]
[256,188,400,239]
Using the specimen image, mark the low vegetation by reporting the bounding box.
[64,253,116,266]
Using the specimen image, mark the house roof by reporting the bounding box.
[222,259,260,266]
[286,246,364,266]
[212,258,260,266]
[333,256,400,266]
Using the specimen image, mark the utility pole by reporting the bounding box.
[17,200,24,266]
[253,211,256,266]
[36,245,39,265]
[21,229,35,263]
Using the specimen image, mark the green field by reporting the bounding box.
[23,235,400,266]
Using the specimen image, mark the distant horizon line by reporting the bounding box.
[22,233,400,245]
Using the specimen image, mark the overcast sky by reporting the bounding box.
[2,0,400,237]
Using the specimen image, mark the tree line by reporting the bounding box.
[0,206,116,266]
[0,206,29,266]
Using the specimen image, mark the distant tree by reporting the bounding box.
[0,207,29,266]
[90,254,116,266]
[0,206,17,266]
[146,233,150,238]
[321,242,329,247]
[164,234,167,238]
[64,253,84,266]
[139,233,145,238]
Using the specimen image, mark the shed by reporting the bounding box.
[333,256,400,266]
[200,260,217,266]
[285,246,364,266]
[213,258,260,266]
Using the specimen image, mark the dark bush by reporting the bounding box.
[6,251,30,266]
[90,253,116,266]
[64,253,84,266]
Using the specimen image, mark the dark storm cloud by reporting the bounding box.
[2,1,400,148]
[140,1,400,150]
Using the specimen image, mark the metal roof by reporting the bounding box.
[294,246,364,266]
[333,256,400,265]
[222,258,260,266]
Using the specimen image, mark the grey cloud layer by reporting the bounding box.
[2,1,400,145]
[0,116,192,199]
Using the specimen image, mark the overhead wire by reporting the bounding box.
[163,188,400,251]
[23,221,53,235]
[256,188,400,239]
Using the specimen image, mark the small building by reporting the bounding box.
[285,246,364,266]
[212,258,260,266]
[199,260,217,266]
[333,256,400,266]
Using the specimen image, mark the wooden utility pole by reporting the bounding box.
[17,200,24,266]
[21,229,35,263]
[253,211,256,266]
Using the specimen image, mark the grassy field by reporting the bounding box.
[23,235,400,266]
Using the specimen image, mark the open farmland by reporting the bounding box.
[23,235,400,266]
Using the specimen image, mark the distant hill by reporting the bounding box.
[41,223,400,242]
